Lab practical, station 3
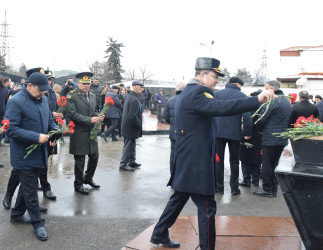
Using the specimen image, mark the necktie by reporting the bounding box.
[84,93,89,102]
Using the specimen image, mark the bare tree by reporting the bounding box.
[138,65,152,84]
[124,68,137,80]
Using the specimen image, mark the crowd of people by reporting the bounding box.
[0,57,322,248]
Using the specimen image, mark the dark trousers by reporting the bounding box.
[5,168,20,199]
[215,138,240,192]
[120,138,136,166]
[37,167,51,192]
[74,153,99,188]
[152,191,217,250]
[4,166,51,198]
[11,168,44,229]
[241,162,261,184]
[170,139,175,174]
[262,145,285,192]
[100,117,109,134]
[103,118,119,140]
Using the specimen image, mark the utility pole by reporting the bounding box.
[0,11,13,64]
[260,48,268,81]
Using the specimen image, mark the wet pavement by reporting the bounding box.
[0,115,292,249]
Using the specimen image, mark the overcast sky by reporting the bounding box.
[1,0,323,82]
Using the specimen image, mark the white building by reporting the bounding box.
[277,45,323,95]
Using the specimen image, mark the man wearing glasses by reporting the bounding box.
[4,72,58,241]
[151,57,276,249]
[66,72,104,195]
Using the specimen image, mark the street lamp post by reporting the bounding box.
[200,41,214,56]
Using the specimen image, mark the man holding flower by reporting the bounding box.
[66,72,104,195]
[4,72,58,241]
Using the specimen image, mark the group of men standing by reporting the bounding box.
[1,66,147,241]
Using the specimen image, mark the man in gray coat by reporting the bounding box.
[119,81,144,171]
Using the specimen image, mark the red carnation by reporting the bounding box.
[2,119,10,129]
[56,119,64,125]
[69,121,75,128]
[215,153,220,163]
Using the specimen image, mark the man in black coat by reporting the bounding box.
[163,82,186,174]
[119,81,144,171]
[289,90,318,126]
[90,79,102,112]
[253,81,291,198]
[239,91,263,188]
[150,57,276,249]
[213,77,253,195]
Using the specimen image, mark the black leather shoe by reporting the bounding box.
[84,180,100,188]
[239,181,251,188]
[253,189,273,198]
[101,133,108,142]
[34,226,48,241]
[112,138,119,141]
[231,189,241,195]
[40,205,48,212]
[119,165,135,171]
[44,190,57,200]
[128,161,141,167]
[3,195,11,209]
[10,215,31,224]
[150,235,180,248]
[75,186,89,195]
[0,162,4,168]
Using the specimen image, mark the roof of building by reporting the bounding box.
[280,45,323,57]
[277,72,323,81]
[281,45,323,52]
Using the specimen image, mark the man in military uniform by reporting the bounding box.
[150,57,276,249]
[66,72,104,195]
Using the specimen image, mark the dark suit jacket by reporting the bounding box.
[164,91,181,140]
[121,91,142,139]
[289,100,318,127]
[168,80,260,195]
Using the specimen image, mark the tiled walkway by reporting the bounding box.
[122,216,301,250]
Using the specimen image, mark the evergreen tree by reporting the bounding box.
[0,54,8,72]
[218,67,231,86]
[104,37,124,83]
[235,68,253,86]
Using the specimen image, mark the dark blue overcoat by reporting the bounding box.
[5,87,57,169]
[168,82,260,195]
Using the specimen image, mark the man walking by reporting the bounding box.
[5,72,58,241]
[253,80,291,198]
[66,72,104,195]
[150,57,275,249]
[119,81,144,171]
[214,77,253,195]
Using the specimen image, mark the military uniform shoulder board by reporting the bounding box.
[66,90,76,99]
[89,89,95,94]
[204,92,214,99]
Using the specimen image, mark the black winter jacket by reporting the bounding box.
[256,90,291,146]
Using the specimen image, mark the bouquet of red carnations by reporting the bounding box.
[274,115,323,141]
[57,96,67,113]
[0,119,10,134]
[89,96,114,141]
[24,120,75,159]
